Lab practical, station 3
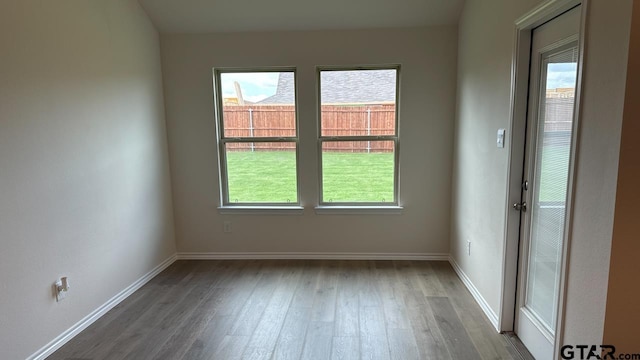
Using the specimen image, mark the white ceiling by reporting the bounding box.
[138,0,464,33]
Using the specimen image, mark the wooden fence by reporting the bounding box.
[222,98,572,152]
[223,104,396,152]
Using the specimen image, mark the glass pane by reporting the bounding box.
[320,69,396,136]
[322,141,395,203]
[225,142,297,203]
[525,47,578,332]
[220,72,296,138]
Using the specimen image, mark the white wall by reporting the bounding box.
[0,1,176,359]
[452,0,633,346]
[161,27,457,255]
[562,0,632,345]
[450,0,545,319]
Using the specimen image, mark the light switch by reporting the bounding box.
[497,128,506,148]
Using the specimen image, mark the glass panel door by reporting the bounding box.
[524,46,578,333]
[515,7,581,360]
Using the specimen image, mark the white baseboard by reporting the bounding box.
[27,254,178,360]
[177,252,449,261]
[448,256,500,332]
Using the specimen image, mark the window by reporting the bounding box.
[213,69,299,206]
[318,67,400,205]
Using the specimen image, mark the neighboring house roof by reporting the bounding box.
[257,70,396,105]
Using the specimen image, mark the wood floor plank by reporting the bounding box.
[406,302,453,360]
[359,306,387,336]
[310,260,338,322]
[413,261,448,296]
[383,300,412,330]
[213,260,266,318]
[241,347,274,360]
[361,334,391,360]
[393,260,425,308]
[431,261,514,359]
[153,260,193,286]
[181,315,235,360]
[214,335,250,360]
[81,267,206,360]
[428,296,482,360]
[241,263,303,358]
[105,261,248,359]
[180,262,267,360]
[112,283,215,360]
[183,263,263,358]
[228,262,282,336]
[334,261,359,337]
[403,287,430,309]
[153,287,233,360]
[374,261,411,330]
[357,261,383,307]
[299,321,333,360]
[330,336,359,360]
[272,306,312,360]
[388,328,420,360]
[289,262,320,309]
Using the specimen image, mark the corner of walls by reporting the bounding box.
[449,256,500,331]
[26,254,177,360]
[450,0,547,322]
[161,27,457,256]
[562,0,634,347]
[602,2,640,352]
[452,0,635,345]
[151,14,179,258]
[0,1,177,358]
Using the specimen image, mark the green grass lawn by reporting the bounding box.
[322,152,394,202]
[226,151,394,203]
[226,150,298,203]
[225,144,568,204]
[539,143,570,203]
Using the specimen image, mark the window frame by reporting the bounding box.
[213,67,301,208]
[316,65,401,206]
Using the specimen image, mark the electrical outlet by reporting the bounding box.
[467,241,471,256]
[223,221,232,233]
[55,277,70,302]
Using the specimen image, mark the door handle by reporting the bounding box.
[513,202,527,212]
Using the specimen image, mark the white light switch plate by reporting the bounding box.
[497,128,506,148]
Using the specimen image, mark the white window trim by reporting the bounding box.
[314,205,404,215]
[213,67,301,208]
[217,205,404,215]
[218,206,305,215]
[316,65,401,207]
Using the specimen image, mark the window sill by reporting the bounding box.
[314,205,404,215]
[218,206,304,215]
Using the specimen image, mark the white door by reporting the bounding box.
[515,6,581,360]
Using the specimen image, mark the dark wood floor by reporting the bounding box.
[49,260,524,360]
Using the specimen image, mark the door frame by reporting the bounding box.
[499,0,588,357]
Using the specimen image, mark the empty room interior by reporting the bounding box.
[1,0,638,359]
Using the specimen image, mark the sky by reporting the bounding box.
[220,72,279,102]
[219,64,577,102]
[547,62,578,89]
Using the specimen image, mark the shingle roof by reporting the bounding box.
[257,70,396,105]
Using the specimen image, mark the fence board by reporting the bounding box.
[222,104,396,152]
